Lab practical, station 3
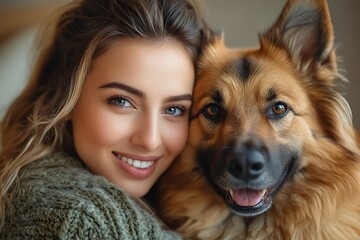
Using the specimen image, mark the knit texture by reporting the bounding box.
[1,152,181,239]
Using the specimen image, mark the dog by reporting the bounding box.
[156,0,360,239]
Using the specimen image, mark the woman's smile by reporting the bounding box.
[112,151,159,179]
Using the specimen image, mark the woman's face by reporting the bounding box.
[72,39,194,197]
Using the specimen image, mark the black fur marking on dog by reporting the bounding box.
[212,89,223,104]
[235,58,251,81]
[266,88,277,102]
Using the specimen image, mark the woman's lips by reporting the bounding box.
[112,151,159,179]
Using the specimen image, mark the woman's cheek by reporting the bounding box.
[164,121,189,157]
[88,111,133,145]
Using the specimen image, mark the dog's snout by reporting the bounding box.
[247,150,266,176]
[227,149,266,180]
[226,138,268,181]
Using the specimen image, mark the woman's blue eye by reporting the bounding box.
[108,96,132,108]
[165,106,183,116]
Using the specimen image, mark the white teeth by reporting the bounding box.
[140,161,148,168]
[262,189,267,196]
[229,190,234,198]
[132,160,141,168]
[115,153,154,169]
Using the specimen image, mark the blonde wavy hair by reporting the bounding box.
[0,0,209,227]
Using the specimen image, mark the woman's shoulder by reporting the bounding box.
[16,152,139,211]
[4,152,181,239]
[19,151,103,188]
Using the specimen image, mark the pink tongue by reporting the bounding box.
[232,189,263,207]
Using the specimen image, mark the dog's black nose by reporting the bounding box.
[227,150,266,180]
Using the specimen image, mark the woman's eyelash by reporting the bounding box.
[165,105,187,117]
[106,96,188,116]
[106,95,133,108]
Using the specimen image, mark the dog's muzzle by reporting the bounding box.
[198,136,295,217]
[226,143,268,207]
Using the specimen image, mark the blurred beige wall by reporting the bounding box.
[0,0,359,130]
[0,1,68,117]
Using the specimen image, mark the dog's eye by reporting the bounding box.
[273,103,287,114]
[268,102,289,119]
[202,103,222,122]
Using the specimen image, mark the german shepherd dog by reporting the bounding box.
[156,0,360,239]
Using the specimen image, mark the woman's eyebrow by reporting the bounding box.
[100,82,192,102]
[164,94,192,103]
[99,82,144,97]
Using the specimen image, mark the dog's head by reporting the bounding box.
[189,0,356,217]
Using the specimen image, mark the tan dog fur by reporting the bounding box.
[157,0,360,239]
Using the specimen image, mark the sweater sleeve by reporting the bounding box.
[58,186,181,240]
[2,153,182,240]
[3,186,181,240]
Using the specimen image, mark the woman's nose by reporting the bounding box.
[130,113,161,151]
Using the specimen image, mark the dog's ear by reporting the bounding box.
[261,0,336,76]
[197,33,226,76]
[261,0,359,153]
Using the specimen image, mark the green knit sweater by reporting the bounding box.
[1,152,181,239]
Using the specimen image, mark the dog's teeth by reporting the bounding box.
[229,190,234,198]
[262,189,267,196]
